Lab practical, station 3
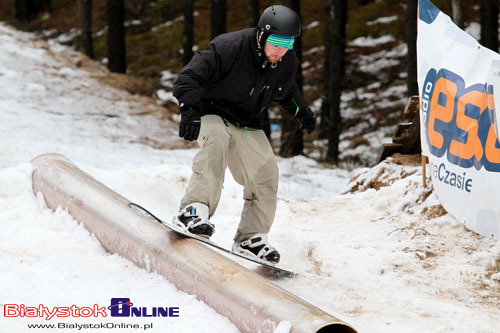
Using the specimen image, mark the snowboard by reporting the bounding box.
[128,202,294,276]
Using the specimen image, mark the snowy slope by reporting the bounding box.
[1,23,500,333]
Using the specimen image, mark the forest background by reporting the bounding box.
[0,0,497,167]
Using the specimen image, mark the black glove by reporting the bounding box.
[179,105,201,141]
[296,106,316,134]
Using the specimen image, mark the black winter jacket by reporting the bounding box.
[173,28,307,129]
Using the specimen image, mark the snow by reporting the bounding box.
[155,89,176,103]
[350,35,395,48]
[366,16,398,26]
[156,70,178,104]
[352,43,406,73]
[465,22,481,41]
[151,15,185,32]
[124,20,142,28]
[304,21,320,31]
[1,22,500,333]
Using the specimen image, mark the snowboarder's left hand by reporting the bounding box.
[297,106,315,134]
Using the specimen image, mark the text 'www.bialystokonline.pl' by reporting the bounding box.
[26,322,154,330]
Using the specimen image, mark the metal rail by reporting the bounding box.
[31,153,356,333]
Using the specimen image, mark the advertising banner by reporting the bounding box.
[418,0,500,240]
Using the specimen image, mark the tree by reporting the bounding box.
[78,0,94,59]
[211,0,227,39]
[319,2,331,139]
[40,0,52,12]
[15,0,51,22]
[279,0,304,157]
[183,0,195,65]
[248,0,259,27]
[480,0,499,52]
[136,0,151,18]
[15,0,31,22]
[325,0,346,164]
[106,0,126,73]
[248,0,271,139]
[451,0,464,29]
[406,0,418,97]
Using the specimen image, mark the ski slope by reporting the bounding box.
[1,23,500,332]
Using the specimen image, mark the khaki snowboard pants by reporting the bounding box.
[180,115,279,242]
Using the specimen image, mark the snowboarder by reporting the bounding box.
[172,5,315,264]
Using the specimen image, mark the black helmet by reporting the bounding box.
[258,5,301,37]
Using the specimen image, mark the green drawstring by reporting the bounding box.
[236,122,248,141]
[242,127,248,141]
[250,85,268,97]
[292,98,300,116]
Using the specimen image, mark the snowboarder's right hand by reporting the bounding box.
[179,104,201,141]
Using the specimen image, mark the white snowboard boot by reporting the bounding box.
[175,203,215,238]
[232,233,280,264]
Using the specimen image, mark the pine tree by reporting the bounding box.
[106,0,126,73]
[183,0,194,65]
[279,0,304,158]
[451,0,464,29]
[211,0,227,39]
[480,0,499,52]
[406,0,418,97]
[79,0,94,59]
[325,0,346,164]
[249,0,259,27]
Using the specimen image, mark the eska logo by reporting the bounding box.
[422,68,500,172]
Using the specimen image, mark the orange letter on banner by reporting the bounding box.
[428,77,456,149]
[484,90,500,164]
[449,90,485,161]
[487,90,500,140]
[485,124,500,163]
